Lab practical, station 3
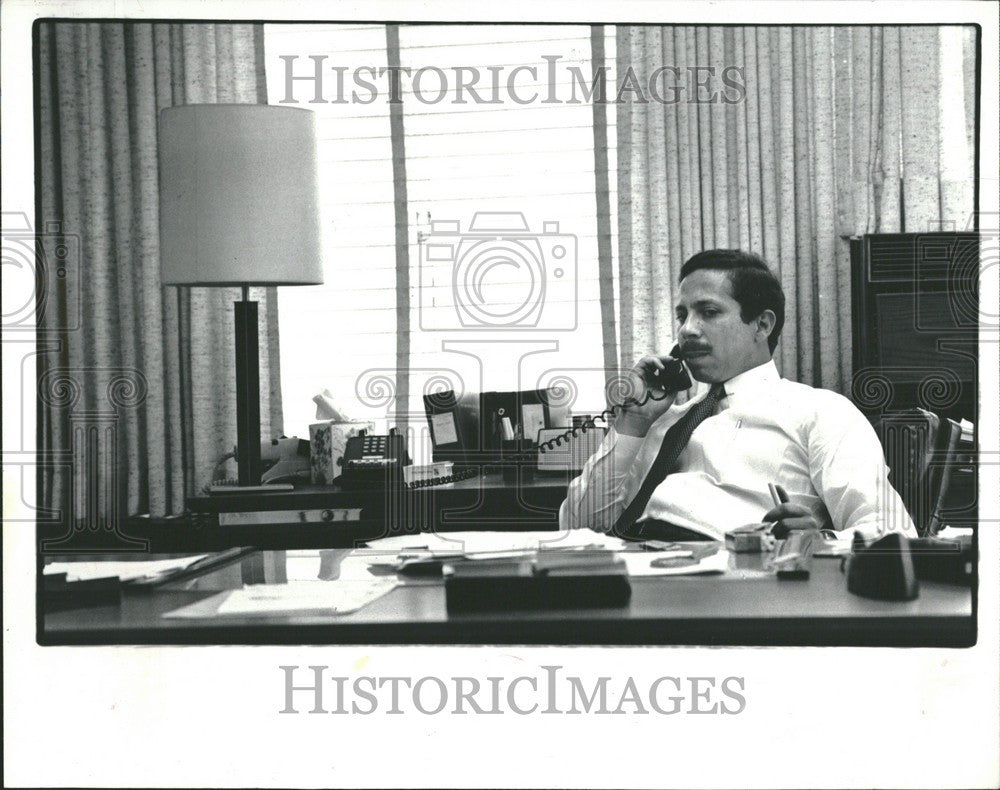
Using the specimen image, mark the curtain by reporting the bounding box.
[615,26,976,394]
[37,22,282,542]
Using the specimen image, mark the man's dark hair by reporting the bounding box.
[679,249,785,354]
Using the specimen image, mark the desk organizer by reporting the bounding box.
[444,554,631,613]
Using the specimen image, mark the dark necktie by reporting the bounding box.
[613,383,726,539]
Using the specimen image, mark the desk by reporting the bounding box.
[40,546,974,647]
[181,473,572,551]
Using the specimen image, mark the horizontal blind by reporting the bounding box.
[264,24,618,455]
[264,25,398,435]
[401,24,619,450]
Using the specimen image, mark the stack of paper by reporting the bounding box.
[43,555,209,583]
[365,529,627,557]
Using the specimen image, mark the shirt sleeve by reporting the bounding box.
[805,394,918,539]
[558,428,646,533]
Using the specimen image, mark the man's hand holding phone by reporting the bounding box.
[616,349,688,437]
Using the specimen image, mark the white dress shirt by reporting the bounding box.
[559,360,917,540]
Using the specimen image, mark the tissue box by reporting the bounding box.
[309,420,375,485]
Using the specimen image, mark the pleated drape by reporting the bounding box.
[616,25,976,393]
[37,22,283,534]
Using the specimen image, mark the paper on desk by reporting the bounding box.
[617,547,729,576]
[936,526,974,539]
[283,549,375,582]
[366,530,627,556]
[812,534,854,557]
[218,579,396,615]
[44,555,210,582]
[164,578,397,618]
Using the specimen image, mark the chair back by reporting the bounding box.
[878,408,961,536]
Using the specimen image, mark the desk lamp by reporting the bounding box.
[158,104,322,486]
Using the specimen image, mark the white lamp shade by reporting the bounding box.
[158,104,323,286]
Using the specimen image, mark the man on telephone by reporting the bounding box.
[560,249,916,542]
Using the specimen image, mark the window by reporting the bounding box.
[265,24,618,462]
[264,24,397,436]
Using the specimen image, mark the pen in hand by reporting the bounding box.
[766,483,791,539]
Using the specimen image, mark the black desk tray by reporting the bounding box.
[445,557,632,613]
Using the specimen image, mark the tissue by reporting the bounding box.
[313,389,349,422]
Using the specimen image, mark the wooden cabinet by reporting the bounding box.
[850,232,979,424]
[850,232,980,526]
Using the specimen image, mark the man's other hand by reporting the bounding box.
[616,354,680,436]
[763,502,822,539]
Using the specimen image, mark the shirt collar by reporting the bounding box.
[721,359,779,399]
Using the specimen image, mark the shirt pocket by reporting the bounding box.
[692,414,788,488]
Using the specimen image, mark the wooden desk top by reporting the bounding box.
[41,548,974,647]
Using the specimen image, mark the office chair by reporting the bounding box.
[878,408,962,537]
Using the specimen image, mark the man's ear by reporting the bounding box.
[755,309,776,340]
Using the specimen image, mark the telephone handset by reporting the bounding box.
[530,345,692,471]
[346,349,692,487]
[585,343,691,426]
[641,344,692,397]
